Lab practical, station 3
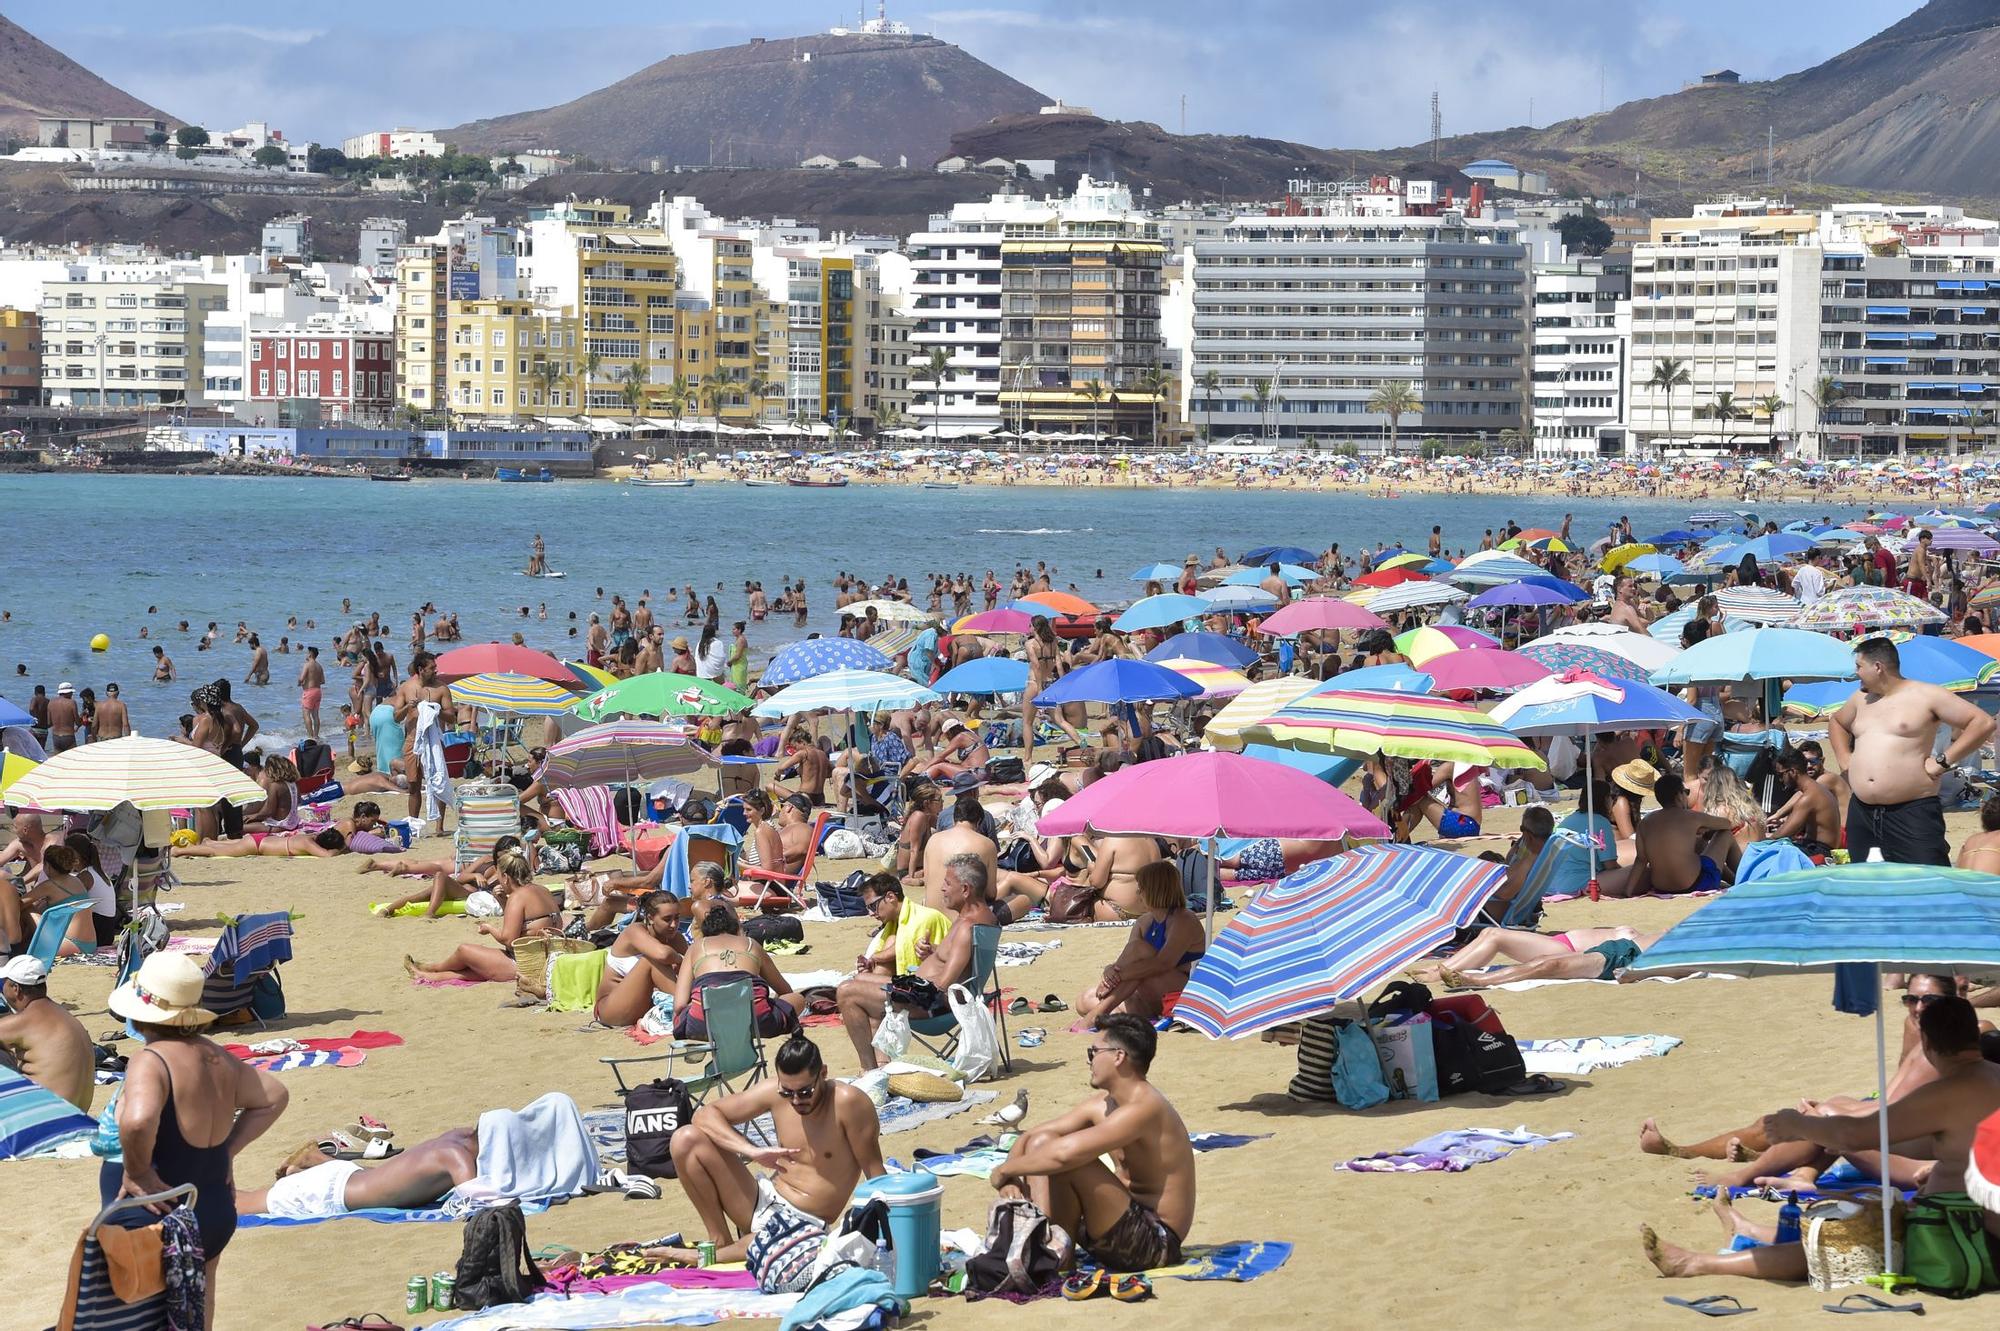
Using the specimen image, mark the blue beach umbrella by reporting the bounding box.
[1727,533,1818,564]
[1240,545,1316,566]
[1642,529,1709,546]
[1322,664,1434,693]
[1625,553,1686,579]
[752,668,939,717]
[1222,563,1318,587]
[1649,627,1855,686]
[1201,586,1281,613]
[1033,658,1202,707]
[1447,554,1545,585]
[1129,562,1183,583]
[758,637,893,687]
[931,657,1030,696]
[1175,845,1506,1039]
[0,695,34,728]
[1467,582,1578,611]
[1112,593,1210,633]
[1145,632,1259,670]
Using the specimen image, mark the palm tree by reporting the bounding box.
[744,375,780,426]
[531,358,562,413]
[1366,378,1420,455]
[921,347,952,441]
[1803,373,1849,460]
[1701,391,1746,452]
[662,374,694,435]
[1241,376,1274,442]
[697,372,726,423]
[574,349,601,417]
[1197,368,1221,443]
[1498,427,1523,456]
[1646,357,1690,452]
[1753,393,1786,455]
[1136,367,1173,446]
[619,362,647,422]
[1079,380,1108,445]
[876,402,904,438]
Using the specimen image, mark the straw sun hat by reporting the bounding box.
[1611,760,1659,799]
[108,952,216,1028]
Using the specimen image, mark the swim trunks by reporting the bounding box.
[300,687,322,711]
[1692,855,1722,892]
[1584,937,1642,980]
[1234,838,1283,881]
[745,1177,828,1293]
[1080,1196,1183,1272]
[262,1160,360,1219]
[1845,794,1951,868]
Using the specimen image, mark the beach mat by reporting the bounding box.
[240,1198,552,1229]
[1518,1035,1681,1075]
[243,1049,367,1073]
[370,900,469,917]
[419,1283,798,1331]
[1486,972,1742,992]
[1146,1239,1294,1283]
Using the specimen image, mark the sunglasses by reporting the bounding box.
[776,1077,823,1102]
[1902,992,1949,1008]
[1085,1044,1120,1061]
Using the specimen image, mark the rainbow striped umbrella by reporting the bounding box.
[447,672,580,716]
[1237,690,1546,769]
[5,736,263,811]
[542,721,716,790]
[565,660,619,690]
[1200,676,1323,749]
[1153,657,1253,698]
[1175,845,1507,1039]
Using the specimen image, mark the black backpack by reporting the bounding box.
[1430,1013,1528,1096]
[965,1199,1073,1296]
[622,1077,693,1179]
[744,914,805,946]
[451,1205,547,1309]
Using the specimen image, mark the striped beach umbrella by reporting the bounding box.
[1925,527,2000,554]
[1200,677,1323,749]
[1393,625,1498,664]
[564,660,619,691]
[752,669,940,717]
[1153,657,1253,698]
[1175,845,1506,1039]
[1531,623,1680,671]
[1713,586,1806,626]
[574,672,754,721]
[542,721,716,789]
[1448,553,1544,585]
[1237,690,1546,769]
[447,672,579,716]
[759,637,892,686]
[1358,581,1469,615]
[5,736,263,811]
[846,598,930,623]
[1787,585,1946,633]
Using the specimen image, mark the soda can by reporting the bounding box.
[696,1240,718,1268]
[431,1272,455,1310]
[405,1276,429,1314]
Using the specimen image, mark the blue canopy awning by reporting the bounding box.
[1865,357,1909,366]
[1962,384,1991,394]
[1865,331,1910,342]
[1867,305,1912,317]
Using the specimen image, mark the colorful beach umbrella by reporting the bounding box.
[1624,553,1687,580]
[1866,635,2000,690]
[447,672,580,717]
[1238,691,1546,769]
[1600,542,1658,573]
[1154,657,1252,698]
[1129,563,1183,583]
[542,721,716,789]
[433,643,572,685]
[1200,677,1323,748]
[1394,625,1498,664]
[1924,527,2000,554]
[1261,599,1390,638]
[1145,632,1259,669]
[752,668,941,717]
[1175,845,1506,1039]
[0,695,34,728]
[1111,594,1209,633]
[931,657,1029,695]
[1448,553,1544,585]
[1327,664,1435,693]
[1222,564,1317,587]
[845,599,931,624]
[1713,587,1805,625]
[1359,581,1469,614]
[1240,546,1317,566]
[575,672,755,721]
[5,736,263,811]
[1467,582,1576,610]
[1787,585,1947,633]
[1499,535,1572,553]
[1200,586,1281,613]
[759,637,892,686]
[1518,640,1642,679]
[1528,624,1680,673]
[1018,590,1097,617]
[1354,567,1431,589]
[564,660,619,691]
[953,608,1036,636]
[1036,750,1387,842]
[0,751,37,798]
[1034,658,1201,707]
[1417,647,1551,695]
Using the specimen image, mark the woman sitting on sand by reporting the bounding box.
[179,828,348,858]
[364,834,525,917]
[893,780,943,883]
[592,890,688,1028]
[670,899,804,1041]
[1691,761,1764,881]
[238,755,303,832]
[404,847,561,983]
[1075,861,1204,1022]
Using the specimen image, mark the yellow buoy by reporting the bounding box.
[89,633,110,652]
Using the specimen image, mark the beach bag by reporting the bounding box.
[873,1006,912,1061]
[744,914,804,946]
[986,756,1025,785]
[621,1077,693,1180]
[816,871,869,918]
[965,1199,1073,1296]
[1805,1191,1902,1292]
[1368,1015,1439,1102]
[450,1205,547,1310]
[947,982,1000,1083]
[1331,1019,1390,1110]
[1902,1193,1999,1297]
[1430,1012,1527,1097]
[1045,879,1103,923]
[630,826,676,872]
[996,839,1037,873]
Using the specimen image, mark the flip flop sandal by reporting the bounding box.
[1007,997,1033,1015]
[583,1169,631,1196]
[1061,1269,1106,1301]
[622,1175,662,1200]
[306,1316,406,1331]
[1663,1295,1756,1317]
[1017,1028,1047,1048]
[1040,995,1069,1012]
[1109,1273,1154,1302]
[343,1121,395,1143]
[1501,1074,1567,1096]
[1823,1293,1925,1315]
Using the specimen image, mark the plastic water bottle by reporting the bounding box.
[1866,847,1886,864]
[1775,1191,1803,1245]
[875,1234,895,1287]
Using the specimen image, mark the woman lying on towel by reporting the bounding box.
[404,848,561,983]
[178,828,349,858]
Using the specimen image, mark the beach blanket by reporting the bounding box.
[241,1198,555,1229]
[412,971,484,987]
[1542,888,1724,905]
[545,1267,759,1295]
[0,1066,95,1159]
[223,1031,402,1059]
[997,940,1062,967]
[584,1090,997,1166]
[1519,1035,1681,1076]
[1143,1240,1294,1283]
[1341,1127,1574,1174]
[1487,972,1741,992]
[553,785,622,858]
[243,1049,366,1074]
[421,1284,799,1331]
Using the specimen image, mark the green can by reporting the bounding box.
[696,1240,718,1268]
[404,1276,429,1314]
[431,1271,455,1311]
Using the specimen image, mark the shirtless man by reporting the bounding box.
[770,740,830,807]
[650,1034,885,1293]
[297,646,325,741]
[991,1014,1197,1273]
[392,651,452,824]
[0,811,52,882]
[1607,576,1649,633]
[93,683,130,741]
[244,635,270,686]
[1643,996,2000,1283]
[0,956,93,1110]
[235,1125,478,1218]
[773,794,817,875]
[1797,738,1849,811]
[1905,527,1937,602]
[837,852,997,1071]
[1258,563,1294,607]
[46,683,79,752]
[1597,773,1736,897]
[1766,747,1840,856]
[920,792,998,916]
[1831,635,1994,866]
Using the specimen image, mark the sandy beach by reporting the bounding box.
[10,787,1998,1330]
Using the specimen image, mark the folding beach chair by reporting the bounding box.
[199,911,293,1028]
[53,1183,195,1331]
[1718,728,1787,810]
[738,810,827,912]
[1471,820,1601,933]
[453,781,522,871]
[909,924,1011,1078]
[21,894,93,970]
[601,976,769,1139]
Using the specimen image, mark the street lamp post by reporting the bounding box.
[94,333,107,411]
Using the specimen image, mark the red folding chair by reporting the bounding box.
[738,810,825,912]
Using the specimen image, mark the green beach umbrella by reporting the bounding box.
[573,671,754,721]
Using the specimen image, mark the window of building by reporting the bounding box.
[257,370,269,396]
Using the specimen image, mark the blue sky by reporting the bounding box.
[23,1,1921,149]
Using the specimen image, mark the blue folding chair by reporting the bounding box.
[24,894,94,968]
[910,924,1011,1077]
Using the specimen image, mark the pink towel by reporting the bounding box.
[554,785,622,857]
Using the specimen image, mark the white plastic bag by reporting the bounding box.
[873,1006,912,1060]
[464,889,503,917]
[1545,734,1579,783]
[946,982,999,1083]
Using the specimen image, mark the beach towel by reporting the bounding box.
[1518,1035,1681,1076]
[779,1268,905,1331]
[240,1198,553,1229]
[1487,972,1741,992]
[544,1267,758,1295]
[1142,1240,1294,1283]
[421,1284,800,1331]
[446,1091,594,1215]
[909,1130,1269,1182]
[552,784,622,857]
[222,1031,402,1059]
[413,699,453,831]
[0,1066,95,1159]
[411,971,483,987]
[997,940,1062,967]
[659,822,744,900]
[243,1049,366,1074]
[547,948,608,1014]
[1341,1126,1574,1174]
[372,899,470,918]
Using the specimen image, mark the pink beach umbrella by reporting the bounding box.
[1259,597,1390,637]
[1036,749,1392,937]
[1417,647,1553,696]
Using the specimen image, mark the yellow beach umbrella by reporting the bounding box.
[0,751,38,798]
[1601,542,1658,573]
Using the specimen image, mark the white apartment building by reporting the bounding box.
[1529,257,1628,457]
[41,266,228,407]
[1186,181,1529,450]
[342,129,445,160]
[1624,204,1821,455]
[203,258,391,408]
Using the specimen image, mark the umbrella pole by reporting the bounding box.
[1204,834,1217,942]
[1873,960,1898,1284]
[1585,730,1600,901]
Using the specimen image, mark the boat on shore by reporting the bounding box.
[632,478,695,488]
[369,471,414,483]
[920,481,961,490]
[788,477,850,488]
[744,478,786,488]
[497,466,556,483]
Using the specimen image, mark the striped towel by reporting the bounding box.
[0,1066,94,1159]
[553,785,621,857]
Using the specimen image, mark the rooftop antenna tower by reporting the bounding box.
[1429,88,1441,162]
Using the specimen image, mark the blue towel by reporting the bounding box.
[779,1268,905,1331]
[240,1198,552,1228]
[0,1066,95,1159]
[1832,962,1879,1017]
[659,823,744,900]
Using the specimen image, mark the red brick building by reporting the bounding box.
[249,322,394,422]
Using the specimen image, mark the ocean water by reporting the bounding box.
[0,473,1858,741]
